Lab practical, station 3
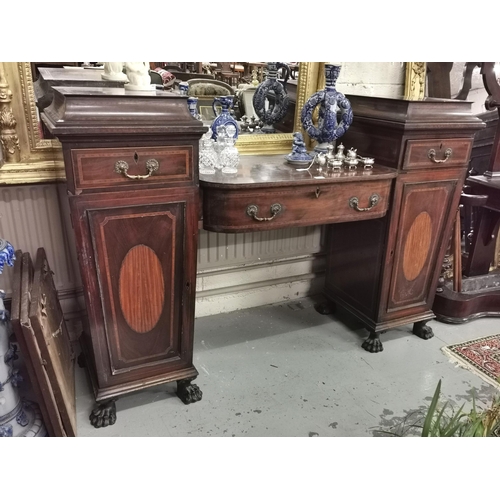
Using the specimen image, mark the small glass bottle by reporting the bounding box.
[199,130,218,175]
[220,135,240,174]
[214,125,228,166]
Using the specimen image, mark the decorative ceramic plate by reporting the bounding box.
[285,157,312,166]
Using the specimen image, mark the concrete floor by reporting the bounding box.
[75,296,500,437]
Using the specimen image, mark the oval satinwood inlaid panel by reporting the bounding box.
[119,244,165,333]
[403,211,432,282]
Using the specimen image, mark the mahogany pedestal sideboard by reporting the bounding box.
[42,87,206,428]
[42,88,483,428]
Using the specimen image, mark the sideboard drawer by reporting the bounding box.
[203,179,392,232]
[71,145,193,191]
[403,138,473,170]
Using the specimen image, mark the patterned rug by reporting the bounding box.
[442,334,500,390]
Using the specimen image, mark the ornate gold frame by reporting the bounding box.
[0,62,64,184]
[404,62,426,100]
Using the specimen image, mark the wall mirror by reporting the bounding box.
[14,62,321,158]
[0,62,423,184]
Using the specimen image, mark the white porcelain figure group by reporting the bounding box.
[101,62,153,91]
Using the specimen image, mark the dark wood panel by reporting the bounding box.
[324,217,389,321]
[89,202,185,372]
[69,188,199,394]
[386,179,456,313]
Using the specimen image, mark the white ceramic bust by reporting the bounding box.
[124,62,153,91]
[101,62,128,82]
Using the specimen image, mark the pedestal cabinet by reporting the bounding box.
[323,96,484,352]
[42,87,206,427]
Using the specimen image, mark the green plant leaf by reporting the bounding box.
[422,380,441,437]
[440,403,466,437]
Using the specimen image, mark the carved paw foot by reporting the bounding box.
[314,302,336,315]
[90,400,117,428]
[413,321,434,340]
[176,379,203,405]
[77,352,86,368]
[361,331,384,353]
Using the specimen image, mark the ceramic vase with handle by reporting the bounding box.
[211,96,239,141]
[300,63,353,152]
[252,62,290,134]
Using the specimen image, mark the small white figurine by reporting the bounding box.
[124,62,153,91]
[101,62,128,82]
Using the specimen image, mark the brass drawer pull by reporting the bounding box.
[246,203,282,221]
[428,148,452,163]
[114,159,159,179]
[349,194,380,212]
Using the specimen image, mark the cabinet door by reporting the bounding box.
[383,178,458,318]
[70,188,198,389]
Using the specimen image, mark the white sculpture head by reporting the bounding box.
[124,62,153,91]
[101,62,128,82]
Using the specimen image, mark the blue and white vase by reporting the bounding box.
[300,64,353,152]
[0,240,46,437]
[252,62,290,134]
[211,96,239,141]
[187,97,201,120]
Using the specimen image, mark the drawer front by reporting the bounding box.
[203,180,392,232]
[403,138,473,170]
[71,145,193,191]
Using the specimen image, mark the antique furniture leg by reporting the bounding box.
[361,330,385,353]
[90,399,117,428]
[77,352,86,369]
[176,377,203,405]
[314,301,336,315]
[412,320,434,340]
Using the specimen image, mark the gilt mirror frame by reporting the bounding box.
[0,62,64,184]
[0,62,425,184]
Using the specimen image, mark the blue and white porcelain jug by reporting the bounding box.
[252,62,290,134]
[211,96,239,141]
[300,64,353,152]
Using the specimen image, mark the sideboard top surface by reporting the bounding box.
[200,155,397,190]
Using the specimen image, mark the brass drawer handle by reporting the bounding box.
[246,203,282,221]
[349,194,380,212]
[114,159,159,179]
[428,148,452,163]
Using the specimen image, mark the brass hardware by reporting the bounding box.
[246,203,282,221]
[114,159,159,179]
[428,148,452,163]
[315,188,321,198]
[349,194,380,212]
